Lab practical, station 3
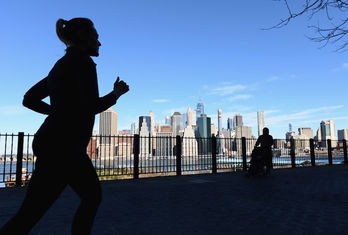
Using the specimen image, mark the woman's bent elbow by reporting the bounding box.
[22,94,31,108]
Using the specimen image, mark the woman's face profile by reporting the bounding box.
[81,27,101,57]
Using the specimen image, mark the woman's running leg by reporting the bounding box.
[69,155,102,235]
[0,157,67,235]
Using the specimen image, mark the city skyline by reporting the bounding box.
[114,103,345,140]
[0,1,348,139]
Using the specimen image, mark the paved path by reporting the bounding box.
[1,165,348,235]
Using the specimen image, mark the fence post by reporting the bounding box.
[327,139,333,165]
[212,135,217,174]
[310,138,315,167]
[241,137,247,171]
[343,139,347,164]
[176,135,182,176]
[290,138,296,168]
[133,134,139,179]
[15,132,24,187]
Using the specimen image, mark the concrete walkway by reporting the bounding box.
[1,165,348,235]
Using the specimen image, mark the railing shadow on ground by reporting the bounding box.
[1,132,347,188]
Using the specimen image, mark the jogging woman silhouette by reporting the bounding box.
[0,18,129,234]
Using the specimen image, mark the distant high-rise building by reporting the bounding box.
[227,118,233,131]
[182,125,198,157]
[160,125,172,133]
[131,122,136,135]
[235,126,253,139]
[149,112,155,135]
[197,114,212,138]
[298,127,313,139]
[154,123,160,133]
[233,114,243,130]
[320,120,336,147]
[286,131,296,142]
[235,125,254,153]
[338,129,348,141]
[187,106,196,127]
[138,116,151,135]
[289,123,293,132]
[139,118,150,156]
[211,123,217,136]
[315,128,322,142]
[218,109,222,136]
[99,108,117,144]
[196,100,204,118]
[156,126,173,157]
[257,111,265,137]
[171,112,183,137]
[197,114,212,154]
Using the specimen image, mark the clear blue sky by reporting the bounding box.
[0,0,347,138]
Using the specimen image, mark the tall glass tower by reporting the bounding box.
[196,101,204,118]
[257,110,265,137]
[227,118,233,131]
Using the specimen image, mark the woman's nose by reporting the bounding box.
[98,40,101,46]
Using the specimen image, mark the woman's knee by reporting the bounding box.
[82,185,102,208]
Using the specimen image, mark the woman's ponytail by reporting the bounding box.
[56,18,70,46]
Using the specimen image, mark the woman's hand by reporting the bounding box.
[113,77,129,98]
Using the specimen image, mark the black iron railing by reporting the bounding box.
[1,132,347,188]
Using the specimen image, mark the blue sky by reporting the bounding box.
[0,0,347,138]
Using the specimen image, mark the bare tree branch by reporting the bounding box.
[267,0,348,51]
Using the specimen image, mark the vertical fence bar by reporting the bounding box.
[15,132,24,187]
[242,137,247,171]
[133,134,139,179]
[176,135,182,176]
[343,139,347,164]
[290,138,296,168]
[212,135,217,174]
[310,138,315,167]
[327,139,333,166]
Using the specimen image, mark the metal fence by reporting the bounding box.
[1,132,347,188]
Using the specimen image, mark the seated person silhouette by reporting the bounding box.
[254,127,274,176]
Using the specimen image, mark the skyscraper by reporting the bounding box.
[233,114,243,130]
[298,127,313,139]
[197,114,212,154]
[196,100,204,118]
[131,122,136,135]
[139,118,150,156]
[234,125,254,154]
[338,129,348,141]
[171,112,183,137]
[149,111,156,135]
[320,120,336,147]
[235,125,253,139]
[227,118,233,131]
[218,109,222,136]
[99,108,118,157]
[138,116,151,135]
[99,108,117,144]
[182,124,198,157]
[187,106,196,127]
[257,111,265,137]
[197,114,212,138]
